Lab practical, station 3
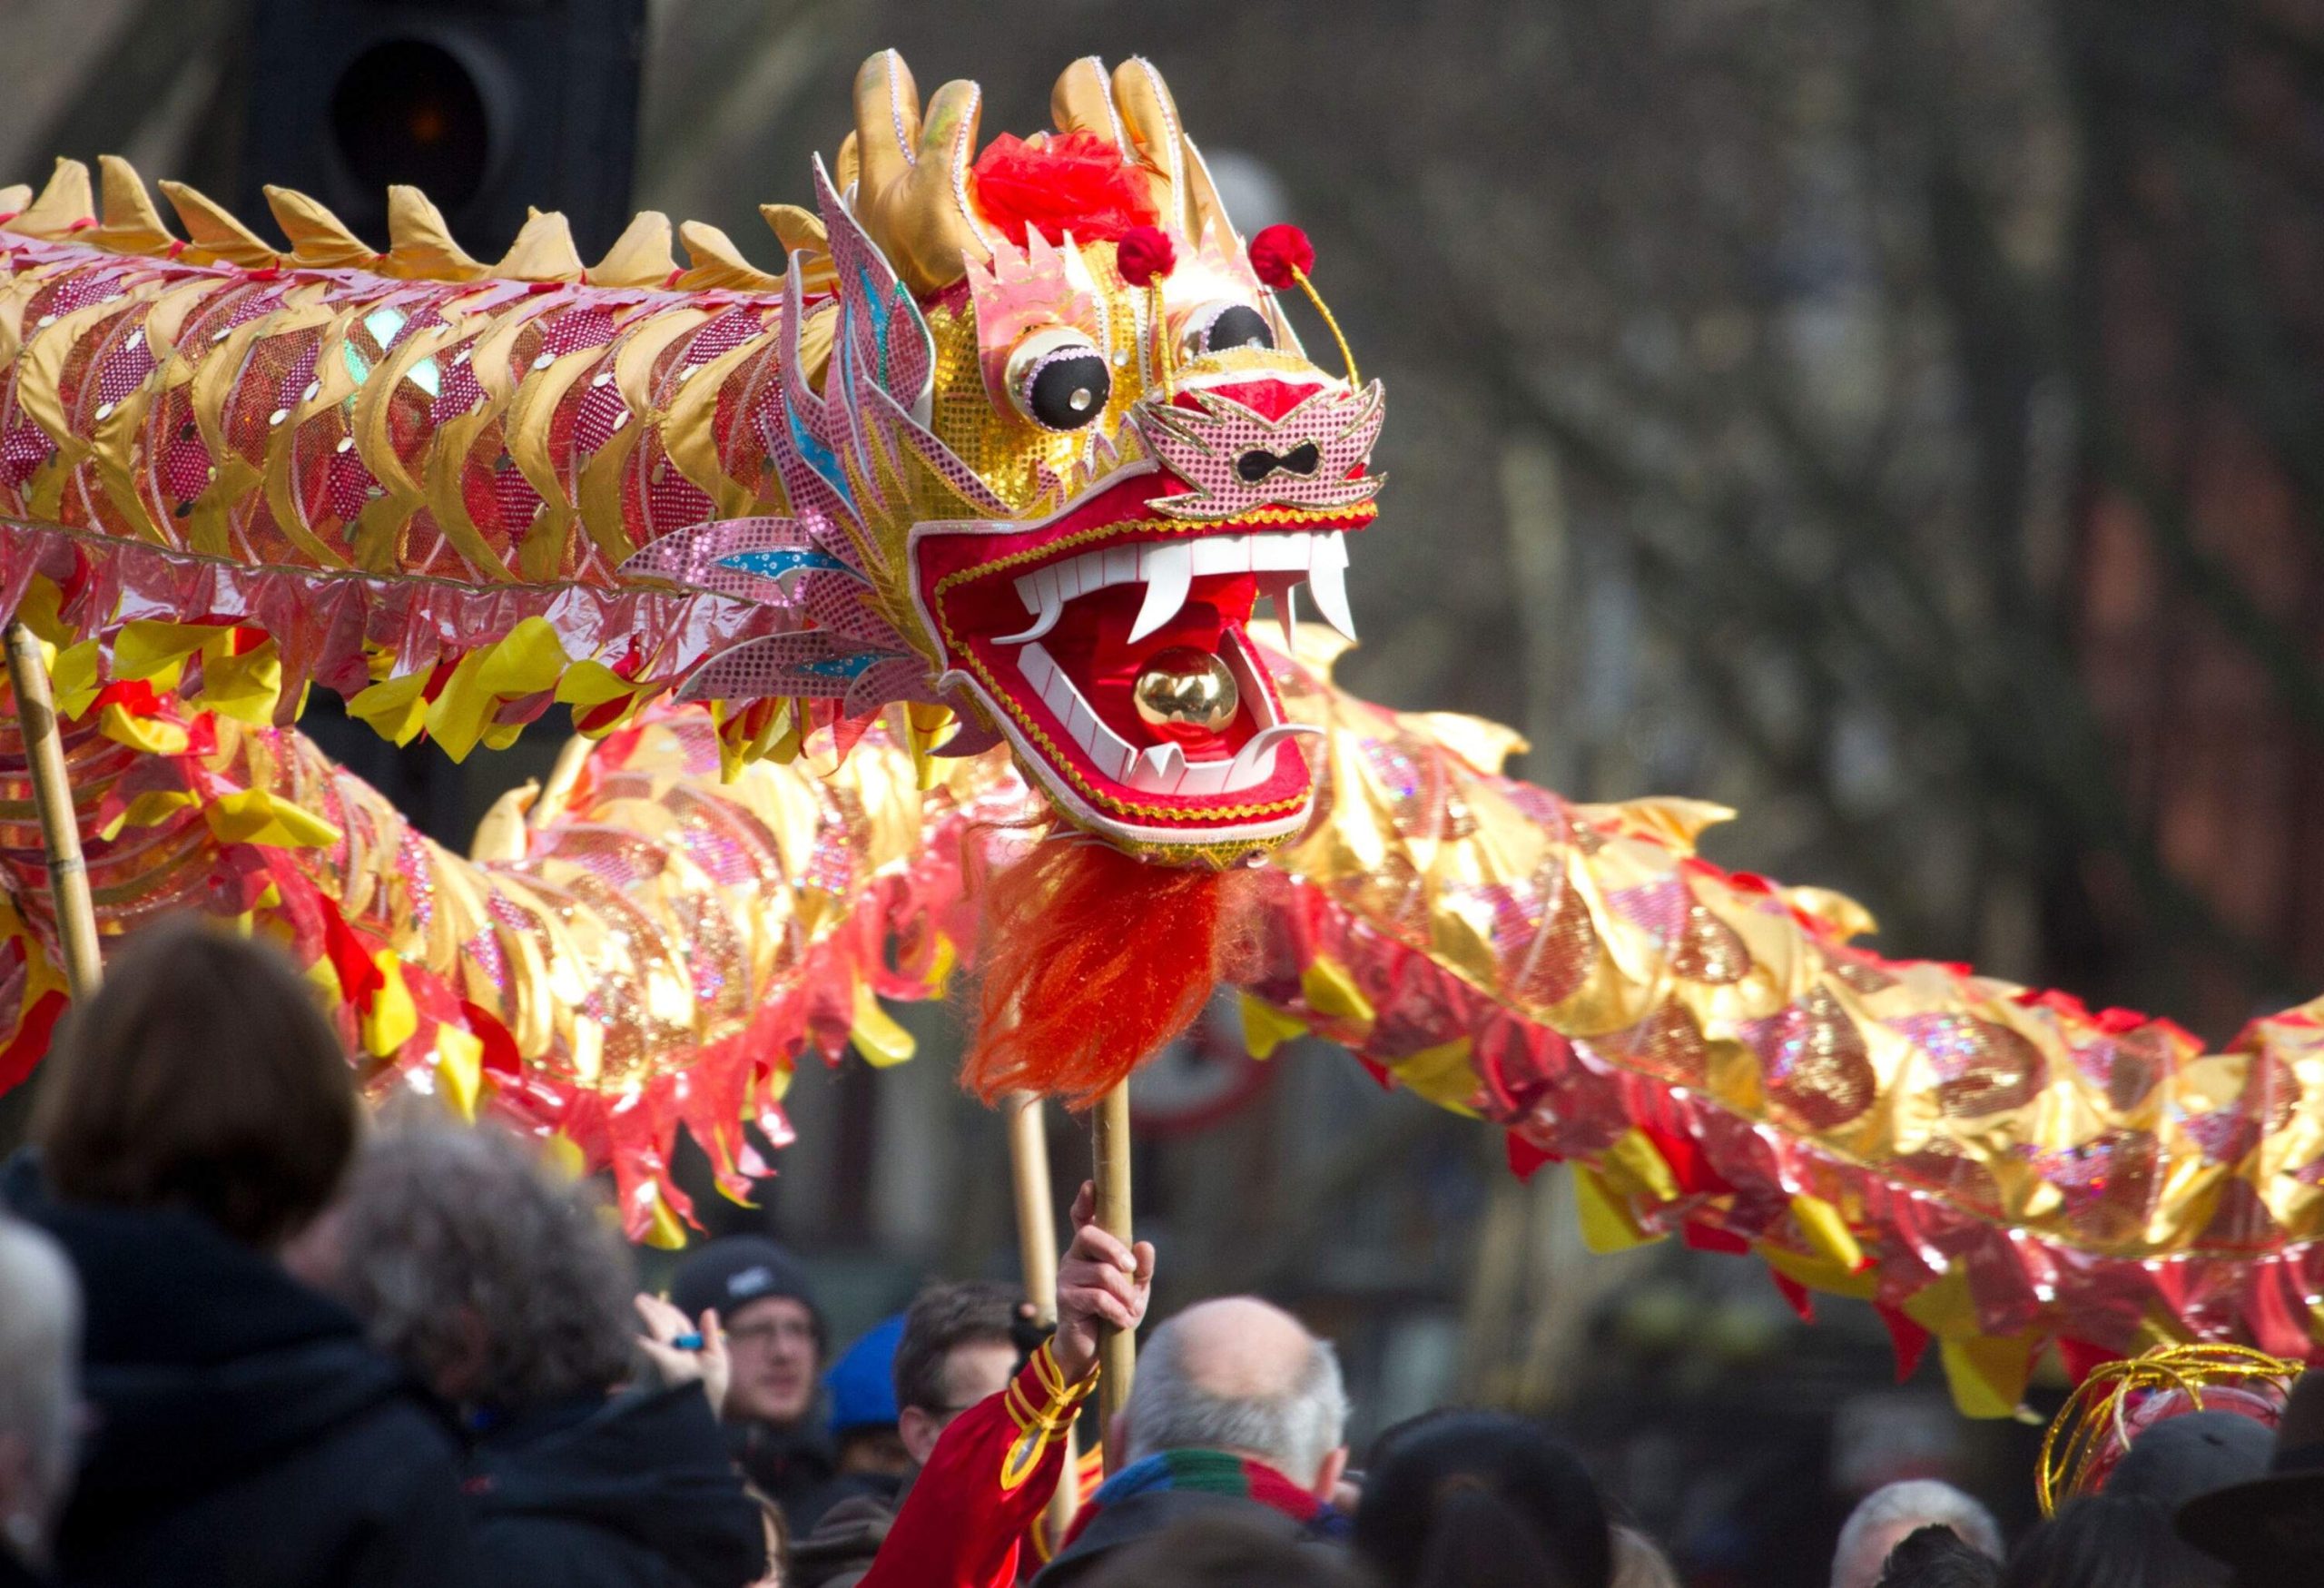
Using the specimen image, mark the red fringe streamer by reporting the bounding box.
[961,836,1254,1108]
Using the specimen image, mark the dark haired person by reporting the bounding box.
[854,1183,1155,1588]
[1873,1526,2000,1588]
[2,919,473,1588]
[793,1283,1032,1588]
[1354,1410,1610,1588]
[2004,1493,2211,1588]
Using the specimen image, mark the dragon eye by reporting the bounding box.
[1006,329,1113,433]
[1184,302,1275,360]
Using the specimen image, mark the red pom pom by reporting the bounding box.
[1249,223,1315,290]
[1115,224,1177,288]
[970,132,1158,248]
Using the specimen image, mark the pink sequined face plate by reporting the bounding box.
[910,360,1383,857]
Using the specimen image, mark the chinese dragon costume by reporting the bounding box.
[1,50,2321,1418]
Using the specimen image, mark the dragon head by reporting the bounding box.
[629,53,1382,864]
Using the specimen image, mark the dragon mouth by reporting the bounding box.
[911,471,1374,851]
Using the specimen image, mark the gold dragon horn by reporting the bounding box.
[495,210,586,282]
[157,181,277,268]
[4,159,94,239]
[846,48,993,297]
[385,187,487,281]
[1052,56,1129,151]
[93,158,176,256]
[592,212,678,288]
[1107,59,1236,244]
[264,187,376,269]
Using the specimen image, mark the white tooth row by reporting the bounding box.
[992,529,1356,647]
[1018,641,1322,794]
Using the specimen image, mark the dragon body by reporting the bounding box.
[0,50,2319,1415]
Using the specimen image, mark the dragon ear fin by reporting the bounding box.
[761,203,828,258]
[675,221,783,292]
[157,181,276,268]
[495,209,586,282]
[94,157,176,256]
[835,132,861,197]
[385,186,487,281]
[760,204,837,295]
[4,159,94,239]
[264,186,375,269]
[591,212,676,288]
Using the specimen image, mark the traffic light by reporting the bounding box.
[240,0,646,261]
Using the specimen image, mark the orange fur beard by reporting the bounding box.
[960,835,1256,1109]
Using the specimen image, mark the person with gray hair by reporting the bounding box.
[1035,1297,1354,1586]
[330,1124,765,1588]
[1832,1481,2004,1588]
[0,1218,77,1587]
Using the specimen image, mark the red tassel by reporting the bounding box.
[961,837,1255,1108]
[1875,1303,1933,1383]
[1505,1132,1559,1182]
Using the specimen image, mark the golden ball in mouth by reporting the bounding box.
[1132,646,1240,737]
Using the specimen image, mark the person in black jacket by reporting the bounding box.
[331,1122,767,1588]
[4,920,474,1588]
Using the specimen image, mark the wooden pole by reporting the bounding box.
[1092,1081,1136,1452]
[4,622,101,999]
[1007,1091,1082,1541]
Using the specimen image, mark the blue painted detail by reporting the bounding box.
[796,653,881,680]
[786,404,850,503]
[718,547,852,580]
[854,262,891,382]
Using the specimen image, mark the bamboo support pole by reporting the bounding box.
[4,621,101,999]
[1092,1081,1136,1451]
[1007,1091,1082,1540]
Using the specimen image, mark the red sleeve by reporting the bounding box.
[859,1340,1096,1588]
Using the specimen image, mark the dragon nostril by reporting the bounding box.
[1235,441,1324,484]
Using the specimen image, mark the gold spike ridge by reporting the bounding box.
[497,210,586,283]
[5,159,94,240]
[157,181,277,268]
[675,221,783,292]
[592,212,677,288]
[94,157,175,256]
[265,186,375,269]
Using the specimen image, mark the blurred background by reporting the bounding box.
[11,0,2324,1580]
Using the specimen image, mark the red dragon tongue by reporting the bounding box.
[961,835,1256,1107]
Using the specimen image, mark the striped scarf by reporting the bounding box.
[1060,1449,1351,1549]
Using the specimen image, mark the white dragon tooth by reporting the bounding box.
[1272,579,1299,654]
[1251,531,1312,571]
[1129,540,1196,643]
[1191,534,1250,576]
[993,573,1064,645]
[1103,544,1140,586]
[1177,757,1234,796]
[1128,741,1187,794]
[1226,723,1324,790]
[1306,531,1357,642]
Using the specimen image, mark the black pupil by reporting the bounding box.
[1204,305,1274,353]
[1028,353,1111,430]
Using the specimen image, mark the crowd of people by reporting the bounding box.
[0,921,2319,1587]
